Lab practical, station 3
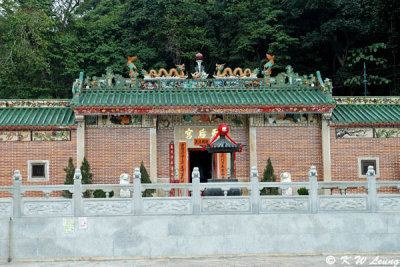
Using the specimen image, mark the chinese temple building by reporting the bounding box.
[1,53,400,191]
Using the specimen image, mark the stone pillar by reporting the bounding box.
[308,166,318,213]
[75,115,85,167]
[73,169,82,216]
[12,170,22,218]
[192,167,201,214]
[367,166,377,212]
[249,115,257,175]
[133,168,143,215]
[149,116,157,183]
[321,113,332,182]
[250,166,259,214]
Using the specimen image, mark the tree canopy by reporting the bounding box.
[1,0,399,98]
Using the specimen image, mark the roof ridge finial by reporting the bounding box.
[262,54,274,84]
[191,53,208,79]
[127,56,138,86]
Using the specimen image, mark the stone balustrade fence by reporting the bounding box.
[0,166,400,218]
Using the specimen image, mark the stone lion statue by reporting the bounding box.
[119,173,131,197]
[280,172,292,195]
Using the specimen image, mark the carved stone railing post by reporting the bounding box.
[133,168,143,215]
[73,169,82,216]
[367,166,377,213]
[308,166,318,213]
[192,167,201,214]
[12,170,22,218]
[250,166,260,214]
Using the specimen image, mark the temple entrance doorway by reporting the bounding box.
[188,149,212,183]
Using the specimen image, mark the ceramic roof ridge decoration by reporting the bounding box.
[191,53,208,79]
[334,97,400,105]
[142,64,188,80]
[213,63,259,79]
[73,52,333,95]
[0,100,70,108]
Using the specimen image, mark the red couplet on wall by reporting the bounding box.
[169,142,175,182]
[178,142,186,183]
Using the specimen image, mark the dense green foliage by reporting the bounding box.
[80,157,93,198]
[63,157,113,198]
[93,189,114,198]
[297,187,309,195]
[1,0,399,97]
[140,161,154,197]
[80,157,93,184]
[64,157,75,184]
[260,157,279,195]
[63,157,75,198]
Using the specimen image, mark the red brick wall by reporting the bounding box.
[256,126,322,181]
[157,129,174,178]
[330,127,400,181]
[230,127,250,178]
[0,130,77,187]
[3,124,397,188]
[85,127,150,183]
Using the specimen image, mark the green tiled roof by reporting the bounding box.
[71,88,335,107]
[331,104,400,125]
[0,107,76,128]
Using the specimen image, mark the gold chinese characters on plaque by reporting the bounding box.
[177,127,218,141]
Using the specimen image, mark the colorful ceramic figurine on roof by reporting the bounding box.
[127,56,138,85]
[72,72,84,95]
[191,53,209,79]
[262,53,274,84]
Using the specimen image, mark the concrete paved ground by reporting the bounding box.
[2,253,400,267]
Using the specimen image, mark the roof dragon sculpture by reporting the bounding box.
[213,64,259,79]
[142,64,187,80]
